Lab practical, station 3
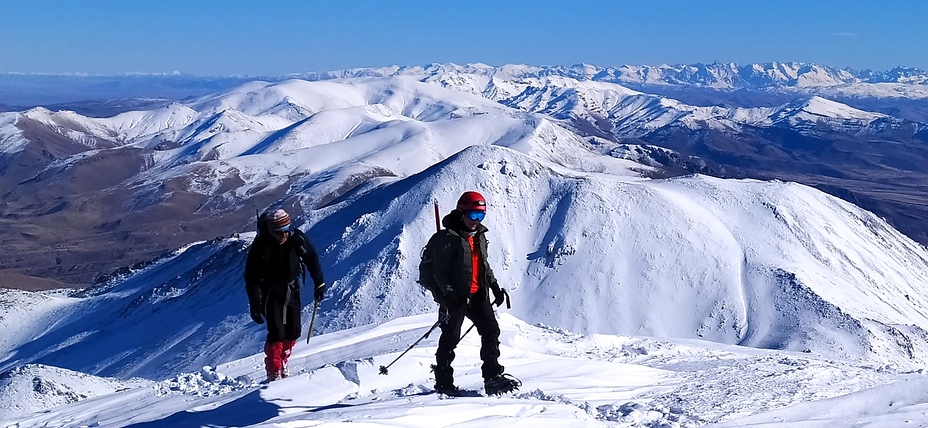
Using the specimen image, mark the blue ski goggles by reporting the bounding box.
[465,210,486,222]
[270,223,293,233]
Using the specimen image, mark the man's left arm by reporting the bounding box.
[480,235,508,307]
[296,231,326,301]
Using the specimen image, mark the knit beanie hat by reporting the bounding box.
[266,209,292,232]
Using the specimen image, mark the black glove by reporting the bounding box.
[314,282,326,302]
[428,287,445,305]
[492,287,505,307]
[250,309,264,324]
[492,287,511,309]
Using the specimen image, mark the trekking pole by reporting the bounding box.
[458,322,476,343]
[378,200,455,374]
[305,300,319,344]
[379,313,448,375]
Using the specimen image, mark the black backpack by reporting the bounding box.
[417,234,443,303]
[255,210,269,238]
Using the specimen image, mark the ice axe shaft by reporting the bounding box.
[305,300,319,344]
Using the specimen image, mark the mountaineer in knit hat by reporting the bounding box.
[244,208,326,382]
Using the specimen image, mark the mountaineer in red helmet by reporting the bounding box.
[244,208,326,382]
[422,191,520,396]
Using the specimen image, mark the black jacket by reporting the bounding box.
[426,210,502,303]
[244,228,324,309]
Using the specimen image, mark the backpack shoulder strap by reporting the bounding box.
[291,229,310,283]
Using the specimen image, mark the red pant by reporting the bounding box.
[264,340,295,376]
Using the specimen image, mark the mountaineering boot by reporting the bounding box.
[434,383,462,397]
[430,362,460,396]
[484,373,521,396]
[266,370,281,383]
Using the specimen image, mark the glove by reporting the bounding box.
[428,287,444,305]
[250,310,264,324]
[492,287,505,307]
[492,287,511,309]
[314,282,326,302]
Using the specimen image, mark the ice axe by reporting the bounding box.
[305,299,319,344]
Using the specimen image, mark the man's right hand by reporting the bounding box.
[443,291,462,310]
[250,310,265,324]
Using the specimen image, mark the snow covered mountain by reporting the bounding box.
[2,65,926,286]
[4,62,926,112]
[0,75,645,283]
[3,143,927,377]
[1,64,928,426]
[288,62,928,95]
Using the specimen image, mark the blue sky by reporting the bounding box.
[1,0,925,75]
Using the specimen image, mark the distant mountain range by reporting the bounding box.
[3,61,926,110]
[1,62,925,285]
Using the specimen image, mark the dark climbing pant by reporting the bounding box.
[434,296,503,386]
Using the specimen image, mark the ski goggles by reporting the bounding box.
[465,210,486,222]
[270,223,293,233]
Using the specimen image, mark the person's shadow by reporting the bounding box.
[124,389,280,428]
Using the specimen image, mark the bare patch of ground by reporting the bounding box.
[0,270,71,291]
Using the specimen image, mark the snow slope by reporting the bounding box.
[2,314,925,427]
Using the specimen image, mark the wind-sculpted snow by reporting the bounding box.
[0,364,152,419]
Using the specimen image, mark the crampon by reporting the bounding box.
[484,373,521,396]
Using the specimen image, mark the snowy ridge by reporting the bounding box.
[1,70,920,179]
[4,64,923,154]
[770,96,888,128]
[20,76,649,216]
[4,75,655,232]
[101,102,199,142]
[0,364,151,418]
[479,77,911,139]
[288,62,928,100]
[290,62,928,89]
[2,314,925,426]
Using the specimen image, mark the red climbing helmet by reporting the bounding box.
[456,191,487,211]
